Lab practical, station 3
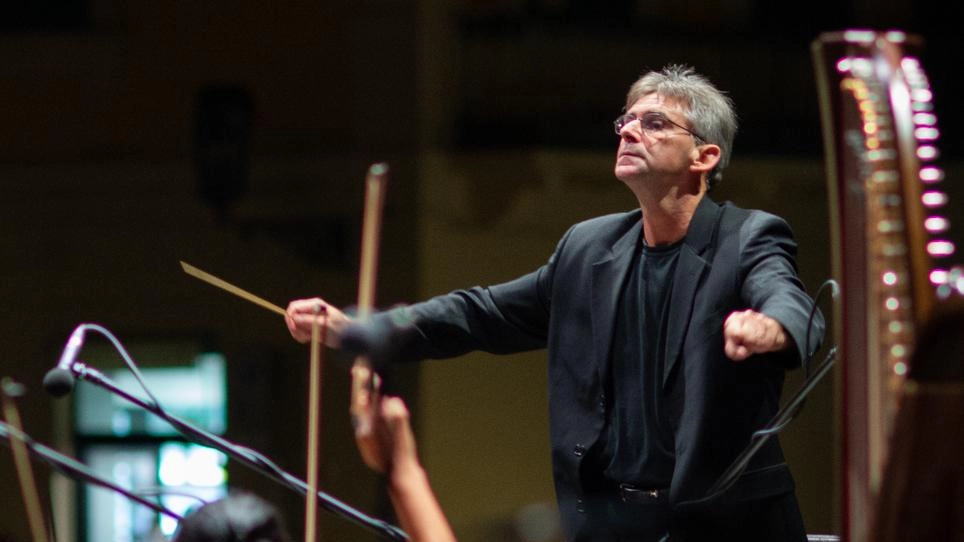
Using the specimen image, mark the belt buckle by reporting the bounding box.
[618,483,663,503]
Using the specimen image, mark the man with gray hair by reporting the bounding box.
[287,64,822,541]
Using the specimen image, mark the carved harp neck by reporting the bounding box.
[812,30,954,542]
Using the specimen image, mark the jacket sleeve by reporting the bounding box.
[370,225,574,364]
[739,211,825,367]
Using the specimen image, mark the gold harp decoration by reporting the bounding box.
[813,30,953,541]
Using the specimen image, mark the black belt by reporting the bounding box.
[618,483,668,504]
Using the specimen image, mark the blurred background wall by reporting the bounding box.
[0,1,961,541]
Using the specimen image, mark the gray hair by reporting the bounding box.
[625,65,737,190]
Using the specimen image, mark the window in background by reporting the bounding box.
[73,346,228,542]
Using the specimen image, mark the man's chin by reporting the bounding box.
[614,165,644,182]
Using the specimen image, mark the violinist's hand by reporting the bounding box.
[285,297,352,347]
[723,309,788,361]
[350,366,457,542]
[350,364,419,475]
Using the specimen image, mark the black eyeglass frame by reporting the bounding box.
[613,111,707,143]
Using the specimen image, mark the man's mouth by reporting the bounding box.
[618,151,643,160]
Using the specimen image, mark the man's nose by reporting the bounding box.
[619,120,642,142]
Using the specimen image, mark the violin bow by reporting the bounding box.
[304,163,389,542]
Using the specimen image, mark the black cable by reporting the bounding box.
[66,327,409,541]
[80,326,300,488]
[0,420,182,520]
[686,278,841,505]
[135,487,211,507]
[804,279,840,379]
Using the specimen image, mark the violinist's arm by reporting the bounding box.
[351,366,457,542]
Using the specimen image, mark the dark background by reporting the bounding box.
[0,1,960,541]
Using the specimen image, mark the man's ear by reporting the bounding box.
[690,143,721,175]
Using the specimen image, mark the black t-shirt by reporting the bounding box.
[595,238,681,488]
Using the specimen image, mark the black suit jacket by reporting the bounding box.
[378,196,824,539]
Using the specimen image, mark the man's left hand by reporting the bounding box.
[723,309,788,361]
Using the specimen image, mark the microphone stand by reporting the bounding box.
[68,361,409,541]
[0,420,181,520]
[702,346,839,500]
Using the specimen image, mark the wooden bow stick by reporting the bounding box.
[179,164,390,541]
[2,379,49,542]
[354,164,388,393]
[304,306,327,542]
[356,163,389,322]
[303,163,389,542]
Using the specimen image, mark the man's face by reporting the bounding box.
[613,93,701,186]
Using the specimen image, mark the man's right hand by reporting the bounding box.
[285,297,352,347]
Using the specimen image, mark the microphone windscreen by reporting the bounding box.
[43,369,75,398]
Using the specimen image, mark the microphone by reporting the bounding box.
[71,360,409,540]
[42,324,88,397]
[50,322,409,540]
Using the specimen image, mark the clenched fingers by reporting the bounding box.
[285,297,349,346]
[723,309,787,361]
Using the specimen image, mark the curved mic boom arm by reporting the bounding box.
[0,420,181,520]
[65,361,409,541]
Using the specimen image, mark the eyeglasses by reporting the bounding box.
[613,111,706,142]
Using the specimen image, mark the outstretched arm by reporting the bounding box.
[351,365,457,542]
[727,212,823,364]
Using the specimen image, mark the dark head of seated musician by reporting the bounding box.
[172,491,290,542]
[286,64,824,541]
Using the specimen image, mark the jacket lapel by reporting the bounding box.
[663,197,724,387]
[591,214,641,384]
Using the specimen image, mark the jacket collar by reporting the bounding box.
[663,196,723,386]
[680,195,721,257]
[589,196,724,388]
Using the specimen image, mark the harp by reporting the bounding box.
[812,30,954,541]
